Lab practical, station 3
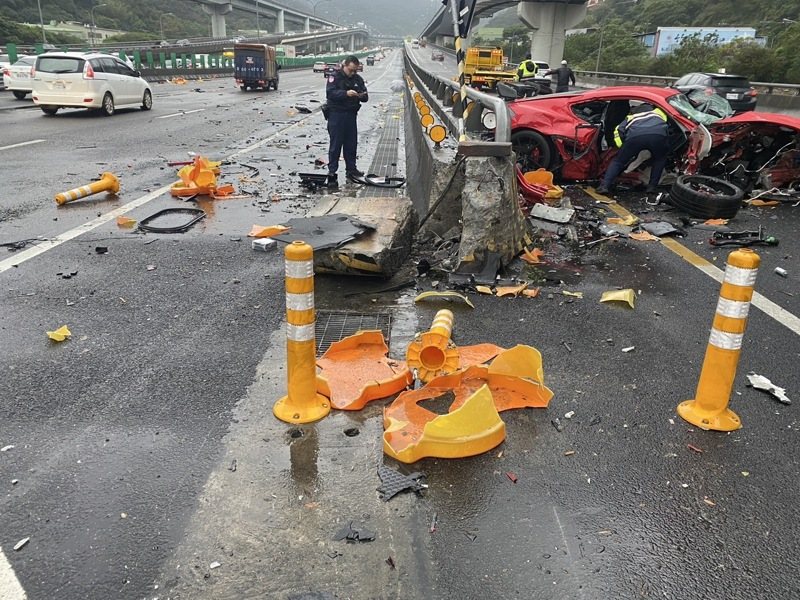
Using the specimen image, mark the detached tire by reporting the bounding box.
[669,175,744,219]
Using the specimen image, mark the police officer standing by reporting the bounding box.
[326,55,369,187]
[597,103,669,195]
[546,60,576,93]
[516,53,538,82]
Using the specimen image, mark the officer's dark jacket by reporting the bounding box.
[613,106,668,147]
[549,66,575,88]
[326,69,369,112]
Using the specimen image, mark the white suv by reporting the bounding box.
[32,52,152,116]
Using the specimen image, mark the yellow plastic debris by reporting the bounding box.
[248,224,290,238]
[522,288,540,298]
[317,331,412,410]
[600,289,636,309]
[414,291,474,308]
[406,310,460,383]
[748,199,780,207]
[521,248,545,264]
[562,290,583,298]
[607,215,639,226]
[47,325,71,342]
[476,285,493,295]
[383,384,506,463]
[704,218,729,226]
[116,216,137,228]
[496,283,528,297]
[630,231,659,242]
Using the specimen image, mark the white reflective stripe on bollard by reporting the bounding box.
[287,323,316,342]
[285,292,315,311]
[709,329,744,351]
[715,297,751,320]
[723,265,758,287]
[285,261,314,279]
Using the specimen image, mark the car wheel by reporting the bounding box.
[12,91,27,100]
[669,174,744,219]
[511,130,553,171]
[240,85,247,91]
[272,78,278,91]
[102,93,115,116]
[141,89,152,111]
[41,106,58,115]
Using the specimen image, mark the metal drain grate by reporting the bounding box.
[315,310,392,356]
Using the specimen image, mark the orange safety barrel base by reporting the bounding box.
[317,330,412,411]
[383,384,506,463]
[677,400,741,432]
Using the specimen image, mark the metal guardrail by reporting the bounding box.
[403,48,511,144]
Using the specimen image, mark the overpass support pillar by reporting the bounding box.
[277,9,285,34]
[517,2,586,67]
[202,2,232,39]
[304,17,310,33]
[350,34,355,52]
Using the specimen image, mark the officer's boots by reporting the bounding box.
[327,172,338,189]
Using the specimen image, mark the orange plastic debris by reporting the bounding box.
[749,199,780,207]
[496,283,528,297]
[212,184,236,197]
[383,384,506,463]
[171,156,222,197]
[249,224,290,238]
[457,343,504,368]
[383,345,554,462]
[521,248,545,264]
[317,331,412,411]
[630,231,659,242]
[116,216,137,228]
[704,218,729,226]
[522,288,540,298]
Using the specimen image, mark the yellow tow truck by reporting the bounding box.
[462,47,517,89]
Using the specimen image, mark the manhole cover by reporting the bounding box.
[315,310,392,356]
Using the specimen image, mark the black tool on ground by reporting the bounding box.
[332,521,376,543]
[1,239,39,251]
[347,173,406,188]
[710,226,779,247]
[137,208,206,233]
[298,172,331,191]
[376,465,427,501]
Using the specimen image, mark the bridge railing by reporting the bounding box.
[404,47,511,144]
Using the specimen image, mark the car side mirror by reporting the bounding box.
[133,70,141,78]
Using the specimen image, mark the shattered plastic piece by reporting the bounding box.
[47,325,71,342]
[333,521,376,543]
[522,288,541,298]
[564,411,575,419]
[383,384,506,463]
[1,445,14,452]
[749,199,780,207]
[476,285,493,295]
[629,231,660,242]
[414,291,475,308]
[506,472,518,483]
[521,247,545,264]
[496,283,528,298]
[249,224,290,238]
[529,203,575,224]
[641,221,679,237]
[704,218,729,226]
[746,372,791,405]
[688,444,704,454]
[116,216,137,228]
[622,346,635,353]
[607,214,639,226]
[551,418,564,432]
[561,290,583,299]
[376,465,426,501]
[209,561,221,569]
[457,343,504,368]
[317,331,412,410]
[13,538,29,551]
[600,289,636,309]
[386,556,396,570]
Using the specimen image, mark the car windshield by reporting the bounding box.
[667,89,734,125]
[14,56,35,66]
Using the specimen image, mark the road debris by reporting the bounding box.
[600,289,636,309]
[1,445,14,452]
[138,208,206,233]
[414,290,475,308]
[332,521,376,543]
[209,561,221,569]
[621,346,635,353]
[687,444,704,454]
[564,411,575,419]
[551,418,564,432]
[251,238,277,252]
[746,372,791,405]
[385,556,396,570]
[506,472,518,483]
[116,216,137,228]
[376,465,427,501]
[430,512,438,533]
[774,267,788,278]
[46,325,71,342]
[249,224,290,238]
[13,538,30,551]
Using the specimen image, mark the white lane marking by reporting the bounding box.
[0,547,27,600]
[0,115,317,274]
[0,140,45,152]
[155,109,205,119]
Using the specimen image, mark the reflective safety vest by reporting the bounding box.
[613,107,668,147]
[516,60,538,81]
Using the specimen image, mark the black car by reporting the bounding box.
[323,62,340,77]
[670,72,757,112]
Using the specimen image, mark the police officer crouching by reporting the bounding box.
[326,56,369,188]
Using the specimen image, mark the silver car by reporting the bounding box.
[32,52,152,116]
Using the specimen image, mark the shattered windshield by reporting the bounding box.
[668,89,735,125]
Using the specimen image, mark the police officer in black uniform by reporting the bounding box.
[326,55,369,187]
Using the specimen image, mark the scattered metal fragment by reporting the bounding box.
[1,239,39,251]
[429,512,438,533]
[1,445,14,452]
[13,537,30,551]
[228,459,237,472]
[209,561,221,569]
[640,221,680,237]
[746,372,791,405]
[621,346,635,353]
[506,472,518,483]
[589,416,602,426]
[564,411,575,419]
[688,444,704,454]
[332,521,375,543]
[376,465,426,501]
[551,418,564,432]
[529,203,575,223]
[386,556,396,570]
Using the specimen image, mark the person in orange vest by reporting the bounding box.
[597,103,669,195]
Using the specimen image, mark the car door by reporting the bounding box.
[113,59,144,104]
[98,57,130,104]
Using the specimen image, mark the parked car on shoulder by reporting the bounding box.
[31,52,152,116]
[313,61,326,73]
[506,85,800,194]
[431,50,445,62]
[3,55,36,99]
[670,72,757,112]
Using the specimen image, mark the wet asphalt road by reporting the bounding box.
[1,49,800,600]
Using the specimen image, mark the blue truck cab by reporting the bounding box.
[234,43,280,91]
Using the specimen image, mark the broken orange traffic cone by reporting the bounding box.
[677,248,760,431]
[405,309,460,383]
[55,172,119,205]
[273,241,331,424]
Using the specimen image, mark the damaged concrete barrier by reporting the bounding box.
[677,248,761,431]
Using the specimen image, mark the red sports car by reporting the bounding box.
[508,86,800,191]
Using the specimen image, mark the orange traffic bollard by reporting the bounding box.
[406,309,460,383]
[273,241,331,424]
[677,248,761,431]
[55,172,120,205]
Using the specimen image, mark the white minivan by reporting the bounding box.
[32,52,152,116]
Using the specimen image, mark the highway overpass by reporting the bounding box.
[192,0,338,38]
